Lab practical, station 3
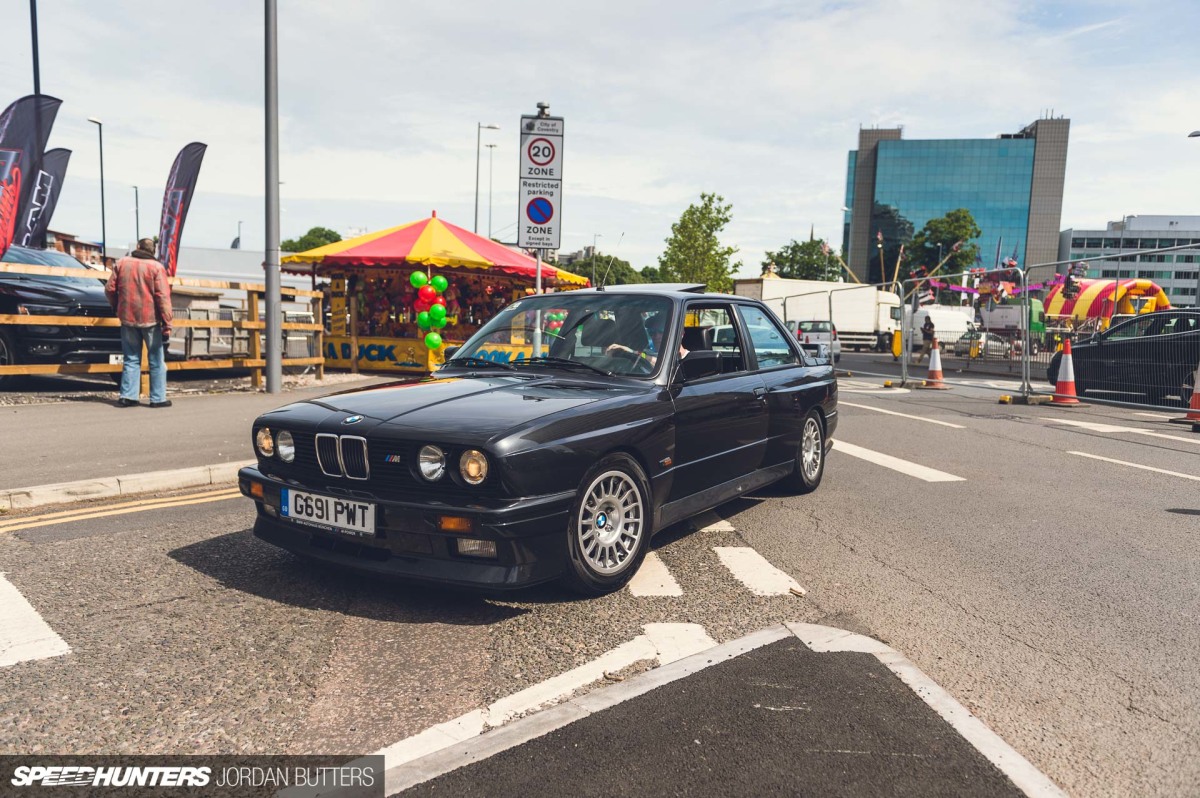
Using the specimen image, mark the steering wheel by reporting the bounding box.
[607,348,654,374]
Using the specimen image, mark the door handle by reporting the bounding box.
[752,386,767,399]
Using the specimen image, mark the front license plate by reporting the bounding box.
[280,489,376,537]
[109,354,125,365]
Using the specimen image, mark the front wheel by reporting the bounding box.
[0,328,19,390]
[561,453,652,596]
[786,410,825,494]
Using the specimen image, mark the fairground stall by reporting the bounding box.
[282,213,589,374]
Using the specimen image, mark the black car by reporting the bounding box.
[239,286,837,595]
[0,245,122,388]
[1047,310,1200,405]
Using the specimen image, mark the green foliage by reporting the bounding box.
[762,239,840,281]
[903,209,981,283]
[567,254,643,287]
[281,226,342,253]
[658,193,742,293]
[639,265,663,283]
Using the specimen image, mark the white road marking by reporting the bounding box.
[692,510,735,532]
[1068,451,1200,482]
[627,552,683,597]
[1044,417,1200,446]
[713,547,807,596]
[839,400,965,428]
[840,379,911,395]
[832,440,966,482]
[643,623,717,664]
[789,623,1066,798]
[0,573,70,668]
[1135,412,1178,420]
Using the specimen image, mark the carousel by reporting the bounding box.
[282,213,589,374]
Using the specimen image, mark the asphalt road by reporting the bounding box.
[1,379,1198,796]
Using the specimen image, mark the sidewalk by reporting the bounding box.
[0,375,392,492]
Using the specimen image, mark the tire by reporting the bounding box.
[0,328,19,390]
[786,410,825,494]
[561,453,653,596]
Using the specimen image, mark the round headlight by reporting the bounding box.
[276,430,295,463]
[255,427,275,457]
[460,449,489,485]
[418,445,446,481]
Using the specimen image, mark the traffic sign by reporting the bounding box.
[518,113,564,250]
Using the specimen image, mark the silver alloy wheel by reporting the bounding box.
[801,416,822,482]
[577,469,644,575]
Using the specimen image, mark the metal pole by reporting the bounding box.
[487,143,495,239]
[532,248,543,358]
[29,0,40,94]
[97,123,106,263]
[264,0,282,393]
[474,124,482,233]
[133,186,139,241]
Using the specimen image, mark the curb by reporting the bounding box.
[0,461,253,512]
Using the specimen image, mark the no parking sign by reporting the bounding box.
[518,114,563,250]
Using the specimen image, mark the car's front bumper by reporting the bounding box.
[238,466,575,590]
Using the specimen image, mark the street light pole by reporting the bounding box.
[264,0,282,393]
[486,143,496,239]
[1190,132,1200,306]
[29,0,40,94]
[133,185,139,240]
[87,118,106,264]
[474,123,499,233]
[592,232,602,285]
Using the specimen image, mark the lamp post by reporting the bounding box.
[133,185,140,241]
[592,232,602,285]
[475,123,499,233]
[1190,132,1200,306]
[87,118,106,264]
[29,0,40,94]
[486,143,496,239]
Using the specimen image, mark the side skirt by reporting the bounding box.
[655,461,793,532]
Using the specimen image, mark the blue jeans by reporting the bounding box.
[120,324,167,403]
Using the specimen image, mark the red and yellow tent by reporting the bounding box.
[1045,277,1171,322]
[281,212,588,286]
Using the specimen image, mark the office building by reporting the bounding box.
[1059,216,1200,307]
[843,118,1070,283]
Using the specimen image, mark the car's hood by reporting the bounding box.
[288,375,632,442]
[0,276,111,310]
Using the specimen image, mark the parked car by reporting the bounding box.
[792,320,841,363]
[240,286,838,595]
[1046,310,1200,405]
[952,330,1012,358]
[0,245,122,388]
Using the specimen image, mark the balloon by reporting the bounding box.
[431,316,447,329]
[418,285,437,303]
[410,272,428,289]
[431,275,449,293]
[432,295,446,307]
[417,311,431,328]
[414,298,432,313]
[429,303,447,321]
[424,332,443,350]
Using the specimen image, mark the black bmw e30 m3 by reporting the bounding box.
[239,285,837,595]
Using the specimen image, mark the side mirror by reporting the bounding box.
[679,350,721,382]
[444,346,460,359]
[816,343,832,364]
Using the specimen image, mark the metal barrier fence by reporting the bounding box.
[0,260,325,392]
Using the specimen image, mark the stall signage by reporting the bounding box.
[518,114,563,251]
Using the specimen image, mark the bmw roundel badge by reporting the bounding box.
[342,415,364,425]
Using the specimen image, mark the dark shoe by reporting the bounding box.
[149,400,173,408]
[116,398,139,408]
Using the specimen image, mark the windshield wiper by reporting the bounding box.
[444,356,516,371]
[512,356,612,377]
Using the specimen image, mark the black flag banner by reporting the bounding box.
[156,141,207,276]
[0,94,62,259]
[16,147,70,249]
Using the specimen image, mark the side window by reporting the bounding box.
[1107,317,1155,340]
[737,305,799,369]
[684,304,746,374]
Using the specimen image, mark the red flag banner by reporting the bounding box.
[156,142,207,276]
[17,147,70,249]
[0,94,62,259]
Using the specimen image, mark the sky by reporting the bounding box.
[2,0,1199,276]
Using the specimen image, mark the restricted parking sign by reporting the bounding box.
[518,114,563,250]
[519,179,560,249]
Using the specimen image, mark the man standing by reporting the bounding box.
[105,238,173,407]
[916,315,935,363]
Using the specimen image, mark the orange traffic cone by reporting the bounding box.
[917,338,949,390]
[1051,339,1082,405]
[1169,357,1200,431]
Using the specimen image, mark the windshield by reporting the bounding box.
[2,246,102,286]
[451,292,675,378]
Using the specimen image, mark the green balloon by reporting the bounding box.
[431,274,449,293]
[424,332,443,350]
[410,271,428,289]
[429,303,447,321]
[431,316,447,329]
[416,311,431,328]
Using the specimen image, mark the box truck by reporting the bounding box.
[733,278,901,351]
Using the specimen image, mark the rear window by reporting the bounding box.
[798,321,832,333]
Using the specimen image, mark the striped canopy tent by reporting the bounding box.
[1045,277,1171,321]
[280,212,589,287]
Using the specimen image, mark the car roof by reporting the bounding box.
[575,284,746,302]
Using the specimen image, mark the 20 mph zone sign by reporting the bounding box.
[518,115,563,250]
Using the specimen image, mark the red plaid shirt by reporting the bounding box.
[105,254,173,330]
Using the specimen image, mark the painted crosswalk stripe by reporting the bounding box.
[1068,451,1200,482]
[839,400,965,428]
[627,552,683,597]
[713,547,806,596]
[832,440,966,482]
[0,573,70,668]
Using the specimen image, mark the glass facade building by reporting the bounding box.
[844,119,1069,284]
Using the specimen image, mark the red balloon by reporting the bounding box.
[431,295,446,307]
[414,298,432,313]
[418,285,437,303]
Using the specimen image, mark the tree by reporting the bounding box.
[904,208,981,283]
[566,254,643,287]
[638,265,663,283]
[658,193,742,293]
[281,226,342,252]
[762,239,840,281]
